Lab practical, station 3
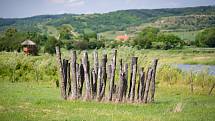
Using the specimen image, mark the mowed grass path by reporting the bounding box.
[0,81,214,121]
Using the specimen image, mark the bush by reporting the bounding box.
[157,65,183,85]
[157,33,183,50]
[0,52,58,83]
[73,40,89,50]
[133,27,159,49]
[44,36,61,54]
[195,27,215,47]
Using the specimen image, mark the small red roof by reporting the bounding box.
[116,35,129,41]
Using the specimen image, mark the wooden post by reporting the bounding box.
[93,49,99,80]
[150,59,158,102]
[123,63,128,99]
[62,59,68,99]
[97,54,107,101]
[137,71,140,100]
[128,61,133,99]
[82,51,91,100]
[117,59,123,101]
[92,68,97,98]
[76,63,80,97]
[138,67,145,102]
[97,65,102,100]
[77,63,84,98]
[118,72,126,102]
[67,63,71,97]
[143,68,153,103]
[108,49,117,101]
[71,50,78,99]
[130,57,138,102]
[108,64,112,81]
[55,46,67,100]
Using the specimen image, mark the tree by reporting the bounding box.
[83,28,97,41]
[133,27,160,49]
[59,25,74,40]
[44,36,61,54]
[195,27,215,47]
[157,33,183,50]
[0,28,26,52]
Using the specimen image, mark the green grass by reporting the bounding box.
[0,81,214,121]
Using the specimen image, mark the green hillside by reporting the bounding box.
[0,6,215,35]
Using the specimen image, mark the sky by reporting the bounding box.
[0,0,215,18]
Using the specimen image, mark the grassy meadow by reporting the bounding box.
[0,47,215,121]
[0,81,214,121]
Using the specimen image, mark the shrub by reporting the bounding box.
[157,33,183,50]
[157,65,183,85]
[44,36,61,54]
[195,27,215,47]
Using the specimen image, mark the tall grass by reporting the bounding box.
[0,47,214,90]
[157,64,215,91]
[0,52,58,83]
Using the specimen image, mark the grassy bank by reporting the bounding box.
[0,81,214,121]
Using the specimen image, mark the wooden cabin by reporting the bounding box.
[21,40,37,55]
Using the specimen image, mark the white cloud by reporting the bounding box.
[48,0,65,3]
[48,0,84,5]
[67,0,85,7]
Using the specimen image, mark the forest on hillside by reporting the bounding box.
[0,6,215,33]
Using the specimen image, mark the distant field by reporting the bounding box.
[99,29,199,42]
[168,31,198,41]
[0,81,214,121]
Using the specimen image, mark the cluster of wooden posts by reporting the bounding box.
[55,46,158,103]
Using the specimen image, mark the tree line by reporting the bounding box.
[0,26,214,54]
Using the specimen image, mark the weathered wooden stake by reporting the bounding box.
[138,67,145,102]
[97,54,107,101]
[97,65,102,100]
[76,63,80,97]
[55,46,67,100]
[67,63,71,97]
[91,50,99,98]
[93,49,99,79]
[128,61,133,99]
[82,51,91,100]
[143,68,153,103]
[117,59,123,101]
[71,50,78,99]
[118,72,126,102]
[130,57,138,102]
[108,64,112,81]
[108,49,117,101]
[123,63,128,99]
[77,63,84,98]
[62,59,68,99]
[92,68,97,98]
[150,59,158,102]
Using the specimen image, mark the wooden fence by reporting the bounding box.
[55,46,158,103]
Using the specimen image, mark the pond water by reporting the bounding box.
[172,64,215,75]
